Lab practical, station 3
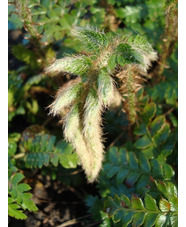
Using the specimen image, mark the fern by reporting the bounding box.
[8,132,79,220]
[8,0,178,224]
[12,44,39,68]
[85,180,178,227]
[20,134,79,169]
[8,133,21,156]
[104,192,178,227]
[115,6,143,23]
[8,165,38,219]
[45,26,157,182]
[8,71,45,121]
[8,197,27,220]
[101,146,174,183]
[46,55,92,76]
[86,144,177,227]
[134,98,175,161]
[71,26,109,52]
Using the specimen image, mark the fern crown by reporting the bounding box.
[46,26,157,183]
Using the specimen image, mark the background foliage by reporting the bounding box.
[8,0,177,226]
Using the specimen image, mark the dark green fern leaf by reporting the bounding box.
[22,134,79,169]
[104,192,178,227]
[8,167,38,219]
[12,44,39,68]
[100,146,175,194]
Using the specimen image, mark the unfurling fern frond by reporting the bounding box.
[45,55,92,76]
[71,26,109,52]
[46,26,157,182]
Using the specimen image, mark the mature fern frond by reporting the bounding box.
[104,192,178,227]
[46,26,157,182]
[134,101,174,161]
[100,146,174,191]
[8,197,27,220]
[20,134,79,169]
[8,166,38,219]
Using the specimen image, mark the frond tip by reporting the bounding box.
[71,26,108,51]
[45,55,92,76]
[49,82,83,116]
[46,26,157,182]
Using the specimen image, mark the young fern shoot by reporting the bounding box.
[46,26,157,183]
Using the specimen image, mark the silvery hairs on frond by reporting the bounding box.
[71,26,109,52]
[46,26,157,183]
[45,55,92,76]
